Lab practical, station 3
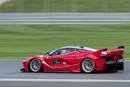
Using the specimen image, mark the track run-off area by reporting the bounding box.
[1,13,130,24]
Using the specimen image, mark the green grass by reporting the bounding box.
[0,0,130,12]
[0,24,130,60]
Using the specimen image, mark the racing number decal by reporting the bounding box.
[52,59,62,64]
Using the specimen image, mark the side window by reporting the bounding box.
[51,48,76,56]
[65,48,75,53]
[59,49,67,55]
[75,48,80,52]
[51,49,62,56]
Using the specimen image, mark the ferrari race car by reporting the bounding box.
[21,46,124,73]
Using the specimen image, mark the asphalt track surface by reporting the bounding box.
[0,61,130,87]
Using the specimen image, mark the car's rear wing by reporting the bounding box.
[118,46,125,49]
[107,46,125,56]
[93,46,125,57]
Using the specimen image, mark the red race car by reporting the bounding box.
[21,46,124,73]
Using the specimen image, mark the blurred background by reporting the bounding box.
[0,0,130,12]
[0,0,130,60]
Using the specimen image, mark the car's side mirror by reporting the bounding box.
[46,51,50,55]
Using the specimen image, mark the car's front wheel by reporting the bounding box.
[81,58,95,73]
[29,59,42,72]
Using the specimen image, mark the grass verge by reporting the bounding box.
[0,0,130,12]
[0,24,129,60]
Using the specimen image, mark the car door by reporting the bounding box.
[45,48,78,71]
[44,48,66,71]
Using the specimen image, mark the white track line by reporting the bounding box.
[0,79,130,83]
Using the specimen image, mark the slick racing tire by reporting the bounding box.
[81,58,95,73]
[29,59,42,72]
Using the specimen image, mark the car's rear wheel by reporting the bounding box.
[29,59,42,72]
[81,58,95,73]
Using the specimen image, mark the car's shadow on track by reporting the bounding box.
[20,70,124,74]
